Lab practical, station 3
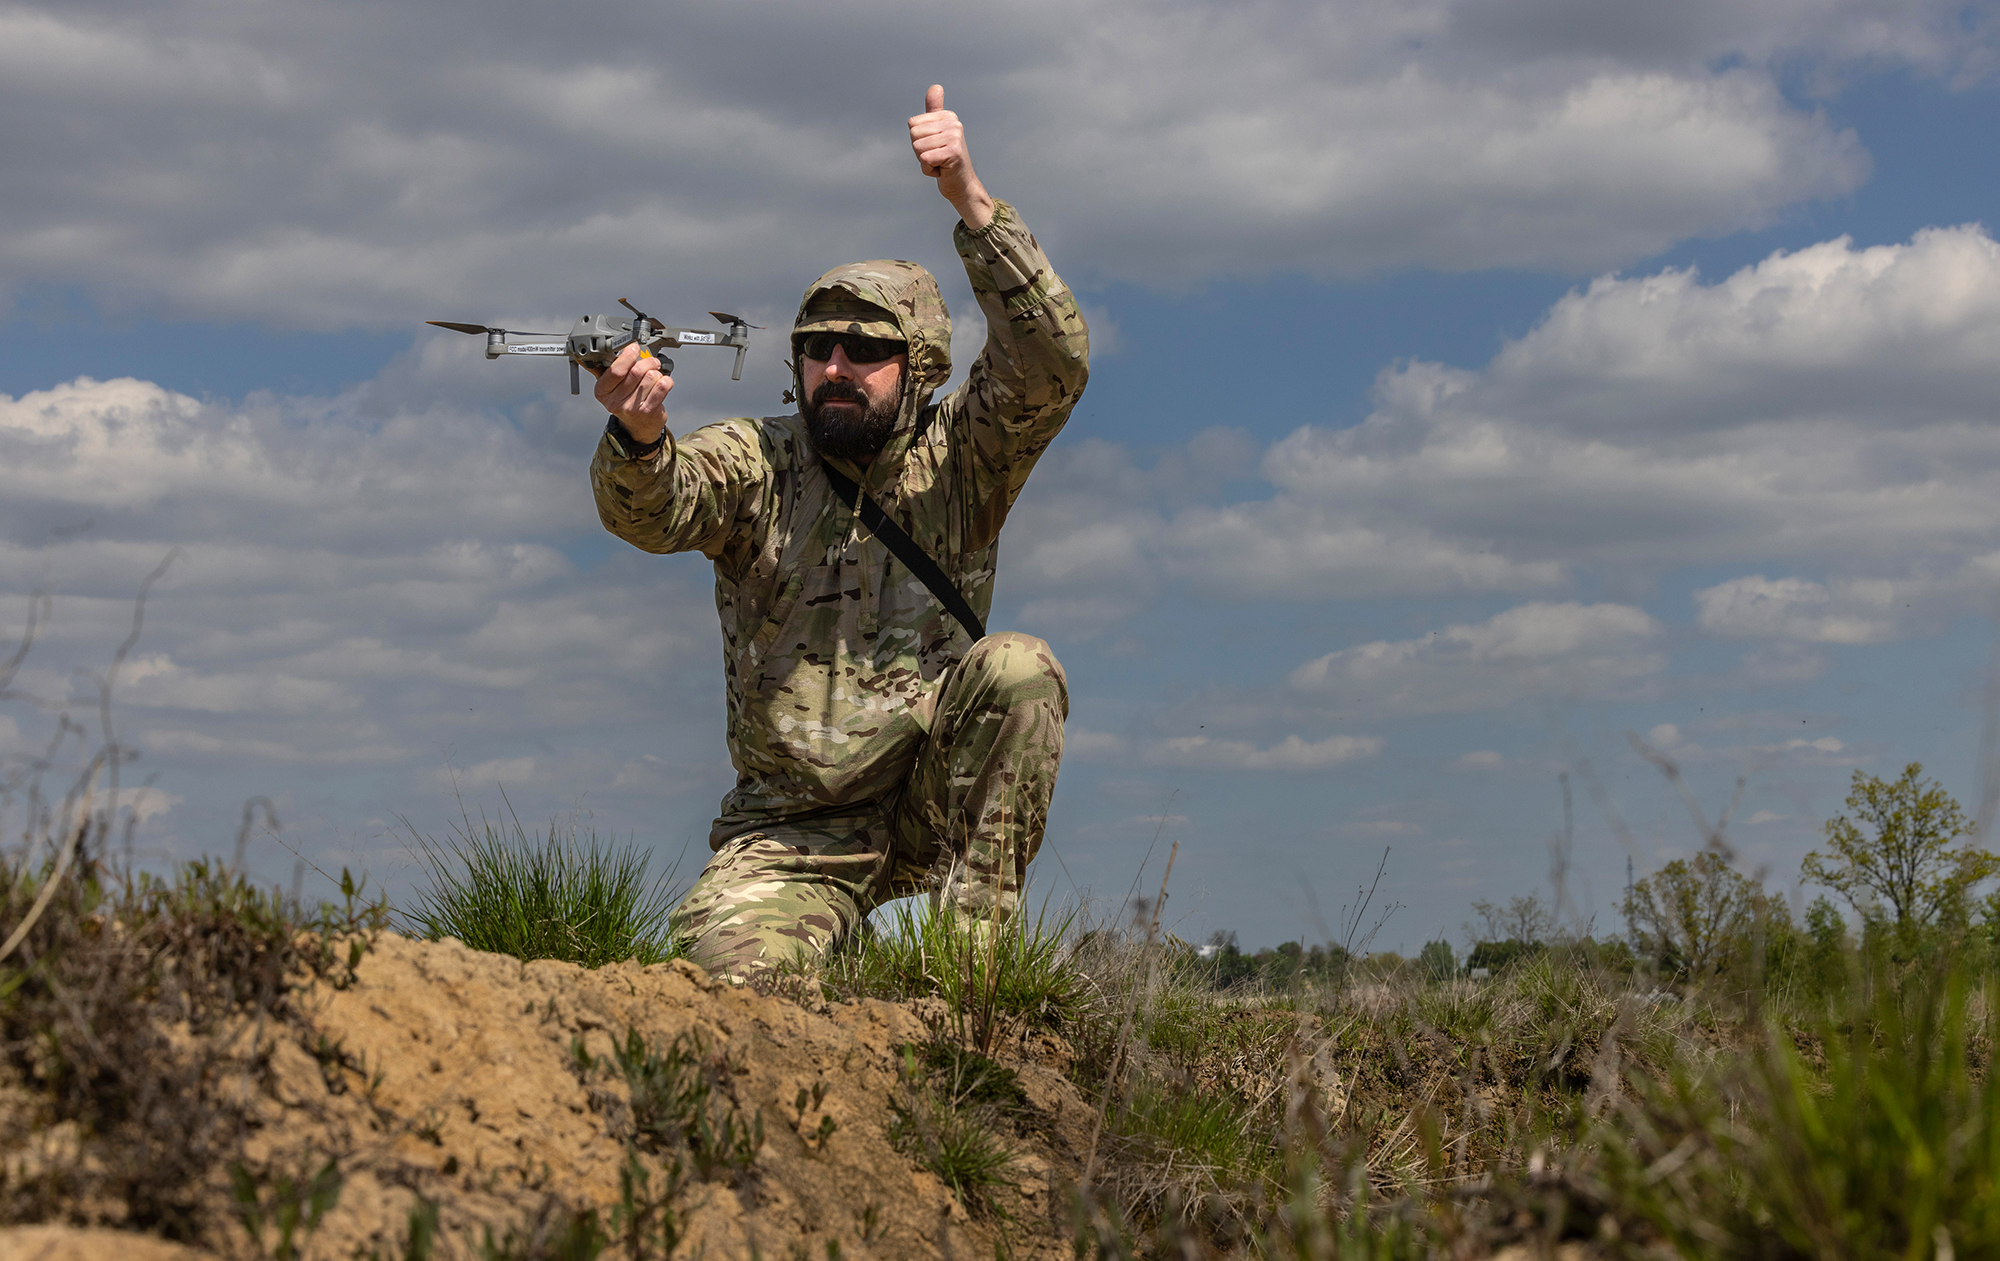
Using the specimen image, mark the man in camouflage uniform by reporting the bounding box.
[588,86,1089,981]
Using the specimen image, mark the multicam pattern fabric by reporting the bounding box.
[590,202,1089,977]
[667,631,1067,978]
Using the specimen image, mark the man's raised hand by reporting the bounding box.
[591,342,673,445]
[909,84,994,231]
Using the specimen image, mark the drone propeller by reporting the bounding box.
[709,311,764,329]
[427,320,565,338]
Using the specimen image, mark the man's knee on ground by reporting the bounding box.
[680,919,820,984]
[669,834,861,983]
[677,903,844,983]
[963,632,1068,715]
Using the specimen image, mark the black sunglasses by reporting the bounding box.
[798,331,905,364]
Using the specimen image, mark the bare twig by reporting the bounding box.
[1117,789,1179,928]
[0,585,52,699]
[1081,836,1179,1190]
[0,552,179,966]
[1549,772,1576,927]
[0,747,109,966]
[1978,617,2000,842]
[95,549,182,840]
[1628,733,1746,866]
[234,797,282,874]
[1339,846,1401,965]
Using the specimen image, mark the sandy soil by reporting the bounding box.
[2,933,1099,1260]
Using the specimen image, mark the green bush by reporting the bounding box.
[1623,850,1787,982]
[1201,937,1352,992]
[1463,937,1542,975]
[401,811,681,968]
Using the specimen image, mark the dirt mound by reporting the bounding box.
[2,1225,211,1261]
[3,933,1098,1260]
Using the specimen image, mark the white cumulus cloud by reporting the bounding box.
[1147,733,1385,772]
[0,368,731,850]
[1288,602,1666,718]
[1694,576,1898,643]
[0,0,1975,329]
[1009,225,2000,631]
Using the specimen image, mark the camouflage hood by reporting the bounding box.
[792,259,952,491]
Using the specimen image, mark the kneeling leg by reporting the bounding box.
[891,632,1068,922]
[669,813,890,982]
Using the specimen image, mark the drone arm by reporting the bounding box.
[648,324,719,348]
[648,322,751,380]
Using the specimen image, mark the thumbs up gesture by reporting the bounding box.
[909,84,994,230]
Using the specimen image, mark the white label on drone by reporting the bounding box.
[678,331,718,344]
[505,343,566,354]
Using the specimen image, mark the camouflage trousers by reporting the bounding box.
[671,632,1067,982]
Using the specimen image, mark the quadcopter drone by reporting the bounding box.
[427,300,759,394]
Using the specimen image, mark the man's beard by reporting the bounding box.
[804,381,899,460]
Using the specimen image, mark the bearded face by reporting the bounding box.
[803,376,901,460]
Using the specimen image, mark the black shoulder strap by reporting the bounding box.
[821,459,986,642]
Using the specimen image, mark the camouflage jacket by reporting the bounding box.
[590,202,1089,846]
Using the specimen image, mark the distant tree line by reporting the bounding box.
[1199,932,1352,989]
[1195,762,2000,994]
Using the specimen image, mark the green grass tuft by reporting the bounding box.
[401,810,681,968]
[476,1198,609,1261]
[572,1027,765,1182]
[1118,1082,1278,1186]
[888,1042,1020,1217]
[909,1038,1031,1112]
[815,896,1084,1047]
[1590,950,2000,1258]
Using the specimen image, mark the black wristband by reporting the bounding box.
[605,415,667,461]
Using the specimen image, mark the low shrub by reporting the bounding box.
[0,844,387,1240]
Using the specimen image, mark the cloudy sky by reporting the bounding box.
[5,0,2000,951]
